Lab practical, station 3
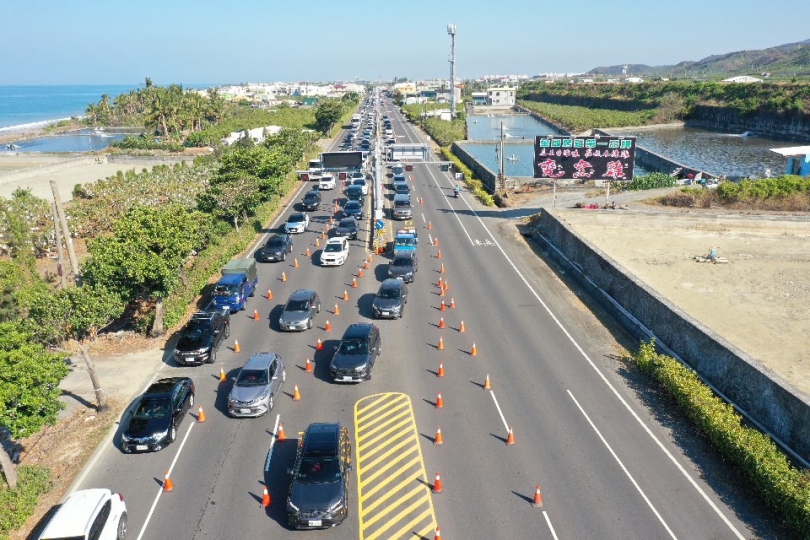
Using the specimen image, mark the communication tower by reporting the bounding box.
[447,24,457,118]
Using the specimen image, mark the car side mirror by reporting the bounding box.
[271,376,279,380]
[287,467,294,475]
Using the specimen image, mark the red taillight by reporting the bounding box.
[118,493,124,502]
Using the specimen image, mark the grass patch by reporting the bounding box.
[519,100,657,132]
[654,176,810,211]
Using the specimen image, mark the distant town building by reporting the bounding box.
[471,92,488,106]
[300,97,319,107]
[771,146,810,177]
[486,87,515,106]
[721,75,763,83]
[223,126,282,146]
[625,77,644,83]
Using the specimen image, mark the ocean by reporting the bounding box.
[0,84,214,132]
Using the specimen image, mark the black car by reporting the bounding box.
[278,289,321,331]
[121,377,195,453]
[343,200,363,220]
[329,323,381,382]
[287,423,351,529]
[372,279,409,319]
[334,217,359,239]
[387,254,418,283]
[173,309,231,365]
[302,190,322,211]
[345,185,364,203]
[257,233,293,262]
[393,182,410,195]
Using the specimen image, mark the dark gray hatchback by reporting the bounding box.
[329,323,381,382]
[372,278,409,319]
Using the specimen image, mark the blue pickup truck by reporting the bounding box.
[212,259,258,312]
[392,226,418,259]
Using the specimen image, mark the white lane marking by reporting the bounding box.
[135,422,197,540]
[437,165,747,539]
[543,511,560,540]
[427,233,434,246]
[421,213,426,224]
[568,391,678,540]
[68,372,162,497]
[264,414,281,472]
[421,164,475,246]
[489,390,510,433]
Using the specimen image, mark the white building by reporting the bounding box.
[223,125,282,146]
[486,87,516,106]
[722,75,763,83]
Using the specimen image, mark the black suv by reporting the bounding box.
[302,190,322,211]
[257,233,293,262]
[329,323,381,382]
[344,185,364,204]
[372,278,409,319]
[121,377,195,453]
[173,309,230,365]
[287,423,351,530]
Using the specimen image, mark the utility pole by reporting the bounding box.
[447,24,457,119]
[50,180,80,284]
[51,201,67,289]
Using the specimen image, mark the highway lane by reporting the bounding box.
[71,94,761,540]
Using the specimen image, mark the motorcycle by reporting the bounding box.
[453,188,460,198]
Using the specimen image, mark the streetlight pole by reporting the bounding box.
[447,24,457,119]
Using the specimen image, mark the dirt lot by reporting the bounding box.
[550,204,810,397]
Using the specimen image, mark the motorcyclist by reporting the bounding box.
[453,185,461,197]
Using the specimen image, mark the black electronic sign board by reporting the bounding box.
[533,136,636,181]
[322,151,363,170]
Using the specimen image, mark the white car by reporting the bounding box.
[319,174,336,190]
[320,237,350,266]
[284,213,309,234]
[39,488,127,540]
[352,178,369,195]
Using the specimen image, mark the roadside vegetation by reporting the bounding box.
[519,100,657,132]
[0,86,359,530]
[656,175,810,211]
[632,341,810,539]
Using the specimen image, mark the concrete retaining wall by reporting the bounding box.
[451,142,498,192]
[106,155,196,165]
[531,209,810,462]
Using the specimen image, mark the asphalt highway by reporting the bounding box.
[73,95,757,540]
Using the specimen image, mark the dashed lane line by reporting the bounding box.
[354,392,436,540]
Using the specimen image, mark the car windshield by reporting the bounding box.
[395,238,415,247]
[296,456,341,484]
[286,299,309,312]
[338,339,368,355]
[392,258,413,267]
[236,369,269,387]
[134,398,171,419]
[339,219,356,228]
[304,194,318,201]
[324,243,344,253]
[353,179,366,186]
[266,238,285,249]
[345,202,360,209]
[394,200,410,207]
[288,214,306,223]
[215,284,238,296]
[378,287,401,299]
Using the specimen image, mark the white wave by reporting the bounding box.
[0,116,83,134]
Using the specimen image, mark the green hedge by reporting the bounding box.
[0,466,53,540]
[440,148,495,206]
[633,341,810,539]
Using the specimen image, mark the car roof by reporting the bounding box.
[289,213,306,219]
[144,377,188,397]
[345,200,361,207]
[304,190,320,197]
[325,237,345,245]
[40,488,112,538]
[302,423,340,455]
[339,217,357,225]
[342,322,374,340]
[289,289,316,301]
[393,194,411,202]
[381,278,405,290]
[243,352,279,370]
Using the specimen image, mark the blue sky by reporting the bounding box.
[1,0,808,85]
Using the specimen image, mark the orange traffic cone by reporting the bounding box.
[440,300,446,311]
[163,471,174,492]
[325,320,332,332]
[219,367,227,382]
[438,277,443,288]
[306,247,311,257]
[197,405,206,423]
[484,373,491,390]
[316,237,320,247]
[437,250,443,259]
[428,221,432,230]
[532,485,544,508]
[277,423,287,441]
[364,260,370,269]
[443,280,449,291]
[253,309,260,321]
[440,263,445,274]
[439,286,445,297]
[294,258,299,268]
[343,289,349,300]
[351,277,358,288]
[334,303,340,316]
[234,340,241,353]
[435,526,442,539]
[316,338,324,351]
[420,197,424,205]
[506,426,516,446]
[434,427,444,445]
[322,230,326,240]
[261,486,271,508]
[368,254,373,264]
[438,317,445,329]
[437,362,445,377]
[281,272,287,282]
[358,268,364,278]
[305,358,313,373]
[438,336,445,350]
[434,237,440,247]
[471,342,478,356]
[435,392,444,408]
[267,289,274,300]
[459,320,466,333]
[449,297,455,308]
[433,472,443,493]
[292,384,302,401]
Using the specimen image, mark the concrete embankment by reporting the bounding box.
[530,209,810,463]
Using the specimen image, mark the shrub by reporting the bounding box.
[633,341,810,538]
[624,172,678,190]
[440,148,495,206]
[0,466,53,539]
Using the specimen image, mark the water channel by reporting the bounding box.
[1,128,128,153]
[465,113,796,179]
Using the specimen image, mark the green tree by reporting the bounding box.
[314,100,344,136]
[197,171,262,231]
[0,321,69,488]
[0,188,51,263]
